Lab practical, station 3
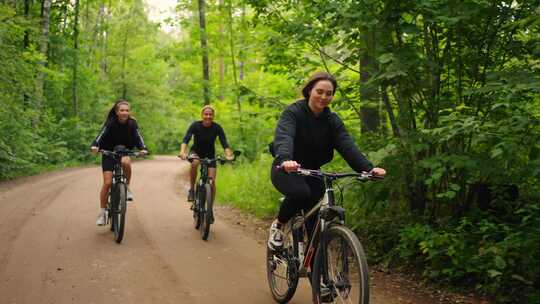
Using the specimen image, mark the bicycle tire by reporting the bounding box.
[266,222,299,303]
[108,189,114,231]
[113,182,127,243]
[311,225,369,304]
[200,183,213,240]
[193,185,203,230]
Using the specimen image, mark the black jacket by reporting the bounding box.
[272,99,373,172]
[91,118,146,151]
[182,121,229,158]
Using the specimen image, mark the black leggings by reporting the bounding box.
[270,158,325,235]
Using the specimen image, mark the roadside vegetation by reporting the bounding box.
[1,1,539,302]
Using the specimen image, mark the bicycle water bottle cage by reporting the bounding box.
[320,206,345,222]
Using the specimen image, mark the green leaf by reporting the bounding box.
[488,269,502,278]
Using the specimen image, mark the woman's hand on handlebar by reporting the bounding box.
[139,149,148,156]
[370,167,386,177]
[280,160,301,173]
[90,146,99,155]
[178,152,187,160]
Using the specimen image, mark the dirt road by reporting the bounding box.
[0,156,470,304]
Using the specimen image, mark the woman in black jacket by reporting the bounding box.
[90,99,148,226]
[268,71,386,250]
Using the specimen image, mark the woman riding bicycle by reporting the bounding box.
[268,71,386,250]
[178,105,234,203]
[90,99,148,226]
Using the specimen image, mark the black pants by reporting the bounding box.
[270,158,325,237]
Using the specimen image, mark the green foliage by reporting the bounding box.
[2,0,540,301]
[395,203,540,303]
[216,153,279,217]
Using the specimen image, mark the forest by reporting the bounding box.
[0,0,539,302]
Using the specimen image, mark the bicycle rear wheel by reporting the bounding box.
[311,225,369,304]
[200,183,213,240]
[266,222,299,303]
[193,185,203,230]
[113,182,127,243]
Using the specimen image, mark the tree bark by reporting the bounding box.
[359,30,380,133]
[72,0,80,117]
[198,0,210,104]
[121,30,128,99]
[102,0,112,74]
[217,0,225,101]
[23,0,31,48]
[35,0,52,117]
[239,4,246,81]
[381,85,400,138]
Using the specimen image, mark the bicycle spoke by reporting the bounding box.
[266,222,299,303]
[314,226,369,304]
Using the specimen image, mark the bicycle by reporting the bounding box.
[184,151,240,240]
[99,146,144,243]
[266,168,383,304]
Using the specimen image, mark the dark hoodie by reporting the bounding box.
[272,99,373,172]
[91,118,146,151]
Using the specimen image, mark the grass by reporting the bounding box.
[216,154,280,218]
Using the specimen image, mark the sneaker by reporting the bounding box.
[187,189,195,202]
[96,209,107,226]
[127,188,134,201]
[267,221,284,250]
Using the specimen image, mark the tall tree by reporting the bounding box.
[35,0,52,117]
[198,0,210,104]
[72,0,80,116]
[217,0,225,101]
[359,30,380,133]
[23,0,31,48]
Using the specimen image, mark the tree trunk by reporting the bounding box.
[23,0,31,48]
[102,0,112,74]
[359,30,380,133]
[227,0,244,141]
[217,0,225,101]
[35,0,52,117]
[72,0,80,117]
[381,85,400,138]
[121,30,128,99]
[198,0,210,105]
[239,4,246,81]
[88,2,106,60]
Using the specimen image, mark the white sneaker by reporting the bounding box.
[96,210,107,226]
[267,221,284,250]
[127,188,133,202]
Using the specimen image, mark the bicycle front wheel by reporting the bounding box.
[311,225,370,304]
[200,183,213,240]
[193,185,203,230]
[266,222,299,303]
[113,182,127,243]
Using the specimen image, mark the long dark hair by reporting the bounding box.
[104,99,135,144]
[301,71,338,100]
[105,99,131,125]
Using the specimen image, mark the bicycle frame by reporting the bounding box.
[196,160,213,187]
[111,157,127,187]
[292,175,344,277]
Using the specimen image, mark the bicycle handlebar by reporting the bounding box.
[277,166,384,181]
[177,154,236,165]
[99,149,146,158]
